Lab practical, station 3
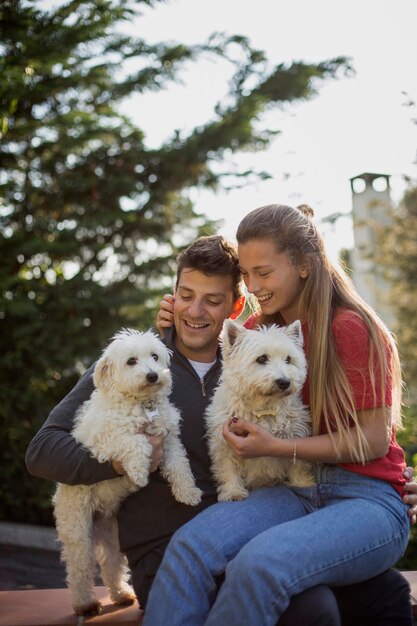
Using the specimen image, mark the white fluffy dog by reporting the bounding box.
[205,320,314,501]
[53,329,202,616]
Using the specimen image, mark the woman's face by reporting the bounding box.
[238,238,308,324]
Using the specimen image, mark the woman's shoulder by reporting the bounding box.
[332,307,368,336]
[331,308,371,360]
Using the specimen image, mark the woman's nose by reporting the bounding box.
[245,275,259,294]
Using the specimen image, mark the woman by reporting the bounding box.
[144,204,411,626]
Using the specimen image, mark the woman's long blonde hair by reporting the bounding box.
[236,203,402,463]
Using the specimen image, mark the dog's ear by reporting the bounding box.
[93,355,114,390]
[221,319,246,354]
[283,320,304,348]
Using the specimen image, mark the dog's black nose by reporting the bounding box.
[147,372,158,383]
[275,378,290,391]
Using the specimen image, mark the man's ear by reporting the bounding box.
[229,295,245,320]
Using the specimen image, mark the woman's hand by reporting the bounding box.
[156,294,175,335]
[222,418,279,458]
[403,466,417,525]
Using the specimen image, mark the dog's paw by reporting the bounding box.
[217,486,249,501]
[171,485,203,506]
[289,474,316,488]
[179,486,203,506]
[115,592,136,606]
[110,588,137,606]
[286,463,315,488]
[109,580,136,605]
[128,471,150,488]
[74,600,102,616]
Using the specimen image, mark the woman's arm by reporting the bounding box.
[223,405,391,464]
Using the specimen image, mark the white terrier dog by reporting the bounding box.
[205,320,313,501]
[53,329,202,616]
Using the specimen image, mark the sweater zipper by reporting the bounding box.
[200,378,207,397]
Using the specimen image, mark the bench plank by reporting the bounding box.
[0,587,142,626]
[1,573,416,624]
[402,571,417,617]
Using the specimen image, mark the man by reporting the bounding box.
[25,235,244,606]
[26,235,414,625]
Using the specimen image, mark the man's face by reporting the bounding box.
[173,268,237,362]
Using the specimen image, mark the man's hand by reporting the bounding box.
[111,432,165,476]
[403,466,417,525]
[147,433,164,472]
[111,459,126,476]
[156,294,175,335]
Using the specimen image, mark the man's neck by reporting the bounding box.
[173,337,218,363]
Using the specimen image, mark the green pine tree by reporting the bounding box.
[0,0,350,523]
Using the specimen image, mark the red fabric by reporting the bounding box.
[243,309,406,495]
[243,312,261,330]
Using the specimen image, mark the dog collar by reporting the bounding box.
[252,409,277,419]
[142,400,160,422]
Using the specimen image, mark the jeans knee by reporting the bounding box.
[226,541,273,589]
[168,521,213,567]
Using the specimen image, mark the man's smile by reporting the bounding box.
[183,320,210,329]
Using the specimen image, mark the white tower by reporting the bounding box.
[350,172,395,329]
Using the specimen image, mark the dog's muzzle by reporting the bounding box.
[146,371,159,384]
[275,378,291,392]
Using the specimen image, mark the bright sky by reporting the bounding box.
[38,0,417,260]
[119,0,417,260]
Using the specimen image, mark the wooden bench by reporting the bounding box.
[0,587,142,626]
[1,574,417,625]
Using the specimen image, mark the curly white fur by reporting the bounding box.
[53,329,202,616]
[205,320,314,501]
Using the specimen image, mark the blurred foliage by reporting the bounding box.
[375,169,417,572]
[383,185,417,398]
[372,169,417,569]
[0,0,350,524]
[397,406,417,467]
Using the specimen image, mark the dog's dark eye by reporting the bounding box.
[256,355,269,365]
[285,356,291,364]
[127,357,137,366]
[152,353,159,361]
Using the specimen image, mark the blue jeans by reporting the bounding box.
[143,466,410,626]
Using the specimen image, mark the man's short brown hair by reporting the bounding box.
[176,235,243,301]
